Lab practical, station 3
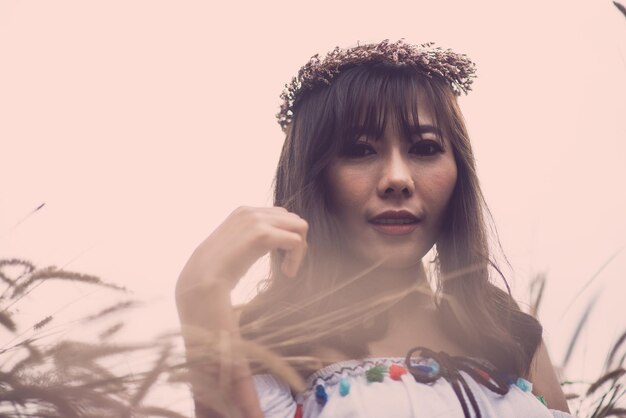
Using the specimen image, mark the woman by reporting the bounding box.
[176,40,574,418]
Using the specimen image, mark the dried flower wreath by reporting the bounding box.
[276,39,477,131]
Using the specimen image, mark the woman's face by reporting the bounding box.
[325,100,458,270]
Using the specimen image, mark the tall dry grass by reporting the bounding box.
[2,253,624,417]
[529,269,625,418]
[0,258,189,418]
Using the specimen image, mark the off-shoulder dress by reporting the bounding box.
[253,355,576,418]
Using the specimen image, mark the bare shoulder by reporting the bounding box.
[527,338,571,413]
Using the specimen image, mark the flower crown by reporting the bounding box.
[276,39,477,131]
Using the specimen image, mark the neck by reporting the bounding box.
[336,260,435,310]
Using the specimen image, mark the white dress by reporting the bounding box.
[253,357,577,418]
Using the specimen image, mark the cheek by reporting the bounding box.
[424,158,458,215]
[326,167,372,215]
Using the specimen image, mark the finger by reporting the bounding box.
[263,212,309,242]
[259,228,306,278]
[235,207,308,240]
[268,215,309,242]
[268,214,308,277]
[258,227,303,254]
[282,237,307,278]
[239,206,288,214]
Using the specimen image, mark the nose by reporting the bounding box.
[377,149,415,198]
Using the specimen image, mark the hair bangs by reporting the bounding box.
[329,64,447,151]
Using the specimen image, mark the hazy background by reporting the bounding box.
[1,0,625,406]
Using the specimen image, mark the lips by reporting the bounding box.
[368,210,420,236]
[369,210,420,224]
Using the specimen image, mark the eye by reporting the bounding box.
[410,140,444,156]
[342,143,376,158]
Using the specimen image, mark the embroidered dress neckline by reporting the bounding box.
[305,357,407,387]
[300,351,531,418]
[305,355,496,387]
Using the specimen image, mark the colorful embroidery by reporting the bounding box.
[300,353,529,418]
[315,384,328,405]
[515,377,533,392]
[389,364,407,380]
[365,365,387,383]
[339,377,351,396]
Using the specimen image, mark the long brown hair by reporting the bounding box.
[240,62,542,378]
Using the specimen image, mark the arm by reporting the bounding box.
[527,339,570,413]
[176,206,308,417]
[177,282,263,418]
